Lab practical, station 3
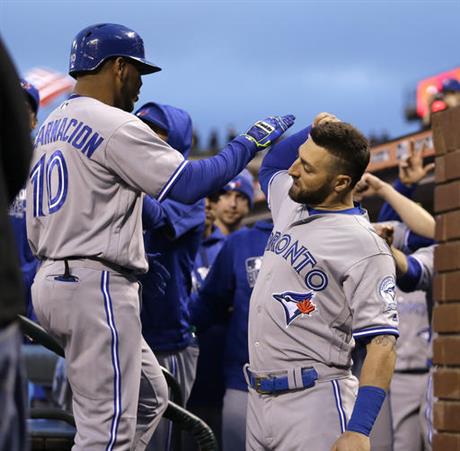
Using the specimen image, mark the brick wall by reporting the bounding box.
[431,106,460,450]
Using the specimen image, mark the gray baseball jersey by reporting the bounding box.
[248,172,399,378]
[26,95,186,273]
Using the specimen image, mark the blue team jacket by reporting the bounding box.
[140,103,205,352]
[187,224,227,407]
[190,220,273,391]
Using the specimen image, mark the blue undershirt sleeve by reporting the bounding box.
[259,126,311,198]
[166,136,256,204]
[142,195,167,230]
[397,255,423,292]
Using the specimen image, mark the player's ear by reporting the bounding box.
[334,174,352,193]
[113,57,127,80]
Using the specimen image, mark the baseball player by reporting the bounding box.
[26,22,294,450]
[208,169,254,235]
[369,152,435,451]
[390,243,434,451]
[134,101,204,451]
[190,218,273,451]
[245,114,399,451]
[187,171,254,448]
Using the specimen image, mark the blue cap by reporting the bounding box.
[20,78,40,114]
[135,102,168,132]
[69,23,161,78]
[442,78,460,93]
[222,169,254,208]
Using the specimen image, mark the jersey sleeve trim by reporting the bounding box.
[267,170,287,210]
[157,160,189,202]
[352,326,399,339]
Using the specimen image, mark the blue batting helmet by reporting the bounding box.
[20,78,40,114]
[69,23,161,78]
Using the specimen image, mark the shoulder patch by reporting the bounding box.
[378,275,397,313]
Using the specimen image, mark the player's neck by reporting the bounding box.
[74,79,116,107]
[307,193,354,211]
[215,219,242,236]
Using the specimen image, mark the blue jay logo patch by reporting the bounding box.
[273,291,317,326]
[379,276,397,313]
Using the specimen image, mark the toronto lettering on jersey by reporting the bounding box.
[265,230,329,292]
[34,117,104,158]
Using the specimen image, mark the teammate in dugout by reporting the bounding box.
[187,170,254,448]
[356,148,436,451]
[190,215,273,451]
[245,113,399,451]
[26,22,294,450]
[135,101,204,451]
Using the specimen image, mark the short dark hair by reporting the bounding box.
[310,121,370,188]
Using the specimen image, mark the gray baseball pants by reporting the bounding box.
[146,342,199,451]
[32,259,168,450]
[390,372,429,451]
[246,375,358,451]
[222,388,247,451]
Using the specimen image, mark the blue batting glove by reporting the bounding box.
[242,115,295,149]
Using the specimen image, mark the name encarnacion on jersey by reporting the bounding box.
[34,117,104,158]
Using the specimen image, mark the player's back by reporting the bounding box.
[26,95,182,273]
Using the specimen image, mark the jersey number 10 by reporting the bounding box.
[30,150,68,217]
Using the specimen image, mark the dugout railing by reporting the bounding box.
[19,315,218,451]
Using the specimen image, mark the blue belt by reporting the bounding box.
[246,367,318,394]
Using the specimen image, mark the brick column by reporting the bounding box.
[432,106,460,450]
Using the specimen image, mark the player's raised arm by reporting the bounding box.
[258,126,311,196]
[354,173,435,239]
[164,115,295,204]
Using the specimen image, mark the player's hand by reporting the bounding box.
[313,112,341,127]
[353,173,388,201]
[399,141,435,186]
[373,223,394,246]
[146,252,170,297]
[330,431,370,451]
[242,115,295,149]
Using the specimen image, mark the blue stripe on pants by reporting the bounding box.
[101,271,122,451]
[332,380,347,433]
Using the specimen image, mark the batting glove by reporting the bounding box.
[242,115,295,149]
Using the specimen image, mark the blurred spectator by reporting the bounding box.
[191,129,201,154]
[208,128,219,154]
[226,126,238,143]
[368,130,390,146]
[441,77,460,108]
